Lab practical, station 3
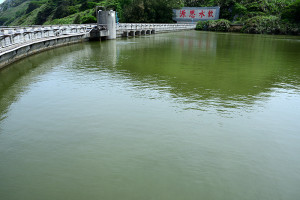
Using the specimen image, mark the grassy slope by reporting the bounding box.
[44,9,95,25]
[10,4,45,26]
[0,1,30,25]
[0,0,99,26]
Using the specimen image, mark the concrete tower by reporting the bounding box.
[98,10,116,40]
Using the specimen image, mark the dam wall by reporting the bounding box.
[0,24,96,69]
[0,23,196,69]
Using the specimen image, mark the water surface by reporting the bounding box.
[0,31,300,200]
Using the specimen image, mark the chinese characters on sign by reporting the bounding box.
[208,10,214,18]
[173,7,220,22]
[176,9,216,19]
[199,10,205,18]
[189,10,195,18]
[180,10,186,18]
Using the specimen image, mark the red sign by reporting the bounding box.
[189,10,195,19]
[180,10,186,18]
[199,10,205,18]
[208,10,214,18]
[173,7,220,22]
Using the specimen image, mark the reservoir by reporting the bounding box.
[0,31,300,200]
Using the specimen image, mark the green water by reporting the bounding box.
[0,31,300,200]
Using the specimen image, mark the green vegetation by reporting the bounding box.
[241,15,299,35]
[194,0,299,35]
[281,0,300,23]
[0,0,31,25]
[0,0,299,35]
[0,0,183,26]
[196,19,231,32]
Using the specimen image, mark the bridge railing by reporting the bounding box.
[0,24,96,51]
[117,23,196,32]
[1,23,196,51]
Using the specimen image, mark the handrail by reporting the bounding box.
[1,23,196,50]
[116,23,195,31]
[0,24,95,50]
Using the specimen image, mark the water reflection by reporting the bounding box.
[0,45,87,121]
[0,31,300,200]
[70,32,300,112]
[0,31,300,116]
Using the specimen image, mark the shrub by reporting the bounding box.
[242,16,281,34]
[53,5,69,19]
[247,2,264,12]
[80,2,97,11]
[281,0,300,23]
[15,10,25,18]
[284,22,300,35]
[81,15,96,24]
[210,19,231,31]
[196,19,231,32]
[73,14,81,24]
[233,3,247,16]
[68,6,79,16]
[242,15,299,35]
[0,17,9,26]
[26,2,41,14]
[35,4,54,25]
[196,21,209,30]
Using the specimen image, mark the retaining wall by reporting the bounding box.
[0,34,86,69]
[0,23,196,69]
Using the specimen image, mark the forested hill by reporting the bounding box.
[0,0,299,30]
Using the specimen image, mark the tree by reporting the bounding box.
[281,0,300,23]
[35,4,54,25]
[73,14,81,24]
[121,0,184,23]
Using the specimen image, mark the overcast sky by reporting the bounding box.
[0,0,5,5]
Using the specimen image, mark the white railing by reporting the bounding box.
[117,23,196,32]
[0,24,97,50]
[0,23,195,52]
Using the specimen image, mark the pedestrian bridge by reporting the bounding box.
[0,23,195,69]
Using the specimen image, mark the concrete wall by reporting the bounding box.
[0,34,86,70]
[0,23,196,69]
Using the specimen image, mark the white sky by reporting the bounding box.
[0,0,5,5]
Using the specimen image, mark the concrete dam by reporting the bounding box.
[0,10,196,69]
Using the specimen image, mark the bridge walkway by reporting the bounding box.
[0,33,87,55]
[0,23,195,69]
[1,23,195,51]
[0,24,95,53]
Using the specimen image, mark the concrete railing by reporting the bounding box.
[1,23,195,50]
[0,24,97,50]
[0,22,196,69]
[117,23,196,32]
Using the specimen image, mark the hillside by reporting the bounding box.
[0,0,299,35]
[0,0,31,25]
[0,0,103,26]
[194,0,300,35]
